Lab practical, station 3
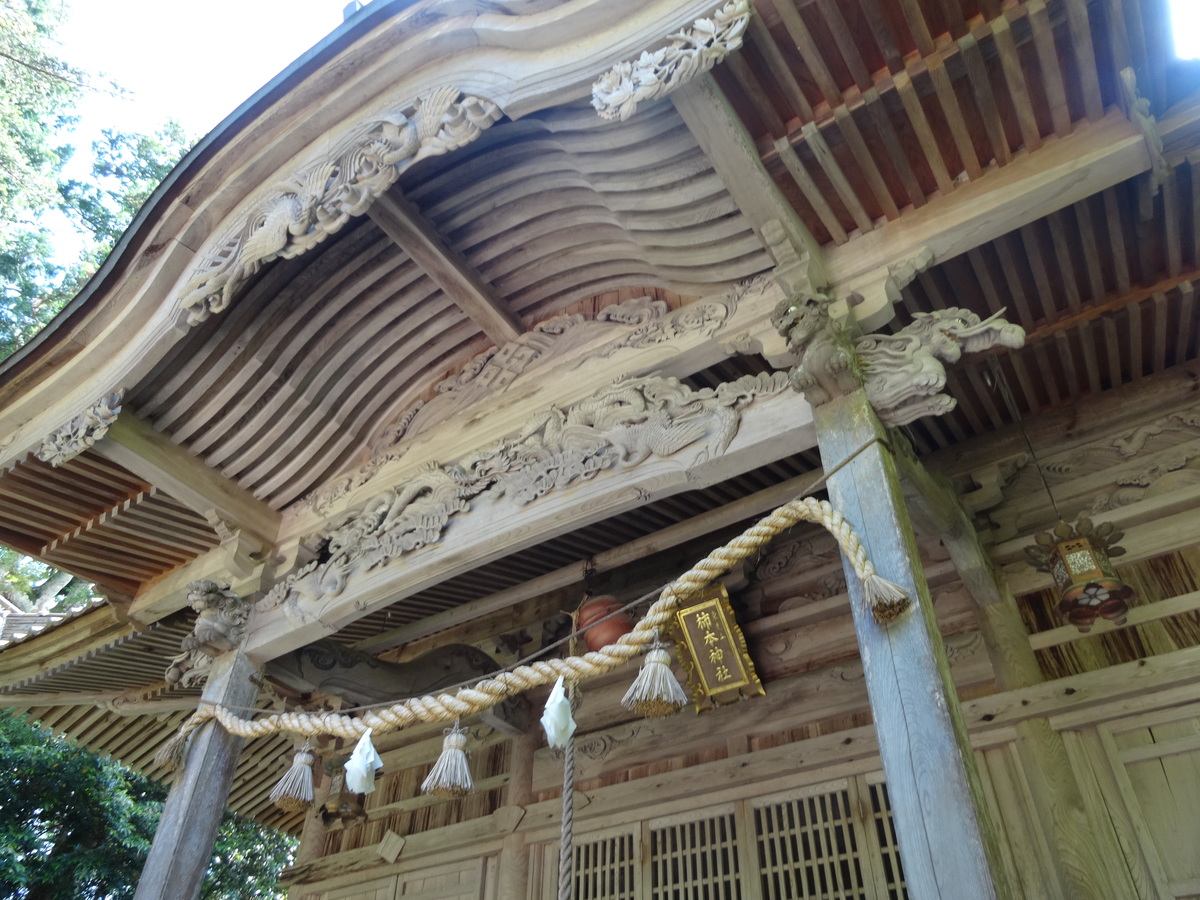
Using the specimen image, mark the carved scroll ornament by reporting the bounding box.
[591,0,750,122]
[265,371,787,611]
[772,292,1025,426]
[165,580,253,687]
[37,390,124,467]
[303,279,766,515]
[181,87,503,325]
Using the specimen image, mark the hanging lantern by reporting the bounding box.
[576,594,634,652]
[1024,518,1137,633]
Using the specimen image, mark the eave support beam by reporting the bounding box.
[827,109,1153,330]
[368,190,524,345]
[671,73,827,289]
[93,414,280,548]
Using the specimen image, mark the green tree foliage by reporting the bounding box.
[58,123,190,252]
[0,0,81,226]
[0,548,94,613]
[0,0,190,609]
[0,712,295,899]
[0,1,191,361]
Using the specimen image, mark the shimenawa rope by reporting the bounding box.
[155,439,910,770]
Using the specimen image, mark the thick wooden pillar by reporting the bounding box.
[814,390,1006,899]
[135,651,259,900]
[977,596,1135,900]
[497,730,538,900]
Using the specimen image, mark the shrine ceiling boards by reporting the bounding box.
[0,0,1198,830]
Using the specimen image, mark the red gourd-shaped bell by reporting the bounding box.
[577,594,634,652]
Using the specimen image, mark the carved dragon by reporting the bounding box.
[265,371,785,612]
[855,308,1025,426]
[772,291,1025,426]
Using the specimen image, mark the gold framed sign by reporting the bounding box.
[673,584,765,711]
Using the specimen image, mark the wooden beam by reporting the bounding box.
[367,190,524,345]
[894,440,1006,607]
[353,470,824,655]
[248,388,817,661]
[134,651,259,900]
[813,389,1006,897]
[829,110,1152,329]
[898,442,1133,899]
[94,414,279,547]
[671,73,827,285]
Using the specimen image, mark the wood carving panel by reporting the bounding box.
[302,281,760,515]
[36,391,123,467]
[264,371,787,612]
[591,0,750,122]
[181,88,502,325]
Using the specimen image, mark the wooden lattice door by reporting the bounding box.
[536,776,906,900]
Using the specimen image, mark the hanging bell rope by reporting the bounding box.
[542,676,580,900]
[155,462,909,756]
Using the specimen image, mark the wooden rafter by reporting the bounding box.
[93,414,280,546]
[367,190,524,346]
[672,73,827,282]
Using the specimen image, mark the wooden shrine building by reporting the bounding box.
[2,0,1200,897]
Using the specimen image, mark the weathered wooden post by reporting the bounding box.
[773,291,1017,898]
[135,582,259,900]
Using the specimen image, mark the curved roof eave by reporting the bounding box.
[0,0,726,468]
[0,0,418,388]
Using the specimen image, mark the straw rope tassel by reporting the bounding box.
[155,496,909,751]
[269,741,316,811]
[421,721,473,797]
[622,631,688,717]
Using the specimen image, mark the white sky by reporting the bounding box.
[1171,0,1200,59]
[56,0,352,143]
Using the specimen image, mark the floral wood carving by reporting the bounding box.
[591,0,750,122]
[265,372,787,611]
[180,88,503,325]
[302,281,761,514]
[164,580,253,687]
[37,391,124,467]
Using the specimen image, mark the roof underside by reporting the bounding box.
[1,0,1199,832]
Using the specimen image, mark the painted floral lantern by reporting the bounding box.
[1024,518,1136,633]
